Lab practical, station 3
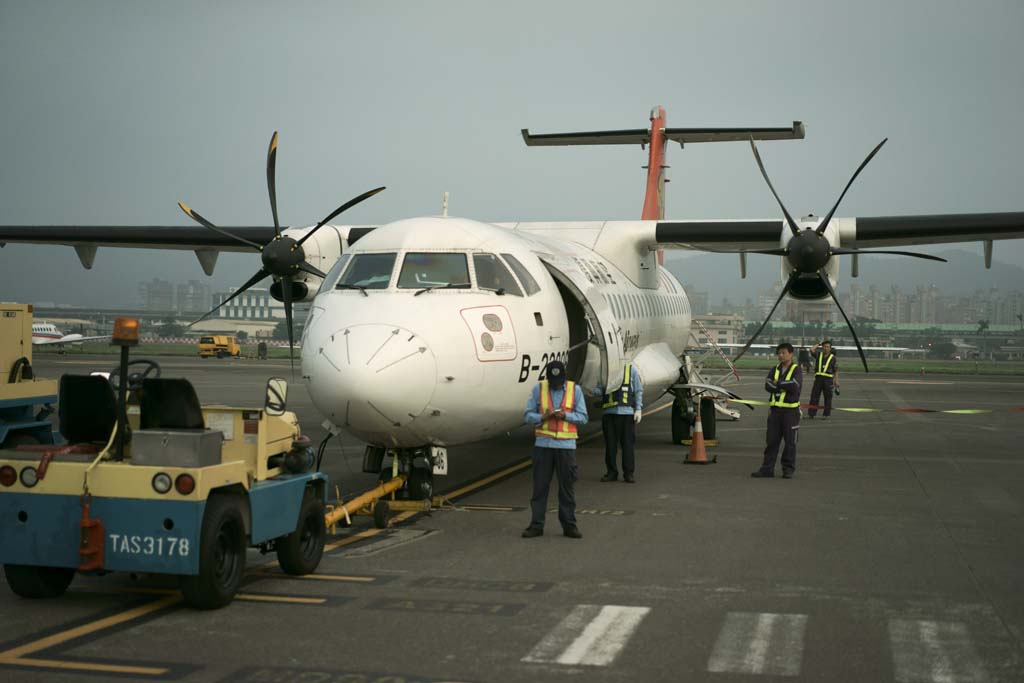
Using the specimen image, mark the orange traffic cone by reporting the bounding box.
[684,413,716,464]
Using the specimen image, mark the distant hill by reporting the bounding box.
[664,248,1024,303]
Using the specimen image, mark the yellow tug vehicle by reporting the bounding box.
[0,313,326,609]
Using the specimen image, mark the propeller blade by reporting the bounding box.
[267,131,281,237]
[692,247,788,256]
[818,271,869,372]
[296,186,387,247]
[749,139,801,237]
[816,138,888,235]
[732,271,799,363]
[177,202,263,250]
[281,275,296,375]
[831,247,946,262]
[188,268,269,325]
[297,261,327,279]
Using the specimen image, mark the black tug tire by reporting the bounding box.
[373,500,390,529]
[276,488,326,575]
[180,495,246,610]
[217,350,227,359]
[3,564,75,599]
[671,398,691,445]
[699,397,717,441]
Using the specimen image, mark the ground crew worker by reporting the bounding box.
[807,340,839,419]
[522,360,588,539]
[751,342,803,479]
[601,362,643,483]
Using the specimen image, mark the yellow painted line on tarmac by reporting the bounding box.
[0,656,169,676]
[248,569,379,583]
[236,593,326,605]
[0,595,179,660]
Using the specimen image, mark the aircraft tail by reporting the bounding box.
[522,107,805,224]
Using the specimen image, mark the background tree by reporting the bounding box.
[928,341,956,359]
[976,319,990,334]
[236,330,248,341]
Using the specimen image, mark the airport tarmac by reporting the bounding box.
[2,354,1023,682]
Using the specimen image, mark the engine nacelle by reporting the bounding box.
[778,217,854,300]
[270,225,346,303]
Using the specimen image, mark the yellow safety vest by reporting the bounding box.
[536,380,579,440]
[816,353,835,378]
[602,364,633,409]
[769,364,800,409]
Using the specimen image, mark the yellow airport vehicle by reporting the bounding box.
[197,335,241,359]
[0,317,325,609]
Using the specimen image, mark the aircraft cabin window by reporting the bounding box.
[500,254,541,296]
[474,253,522,296]
[338,252,397,290]
[318,254,352,294]
[398,253,470,290]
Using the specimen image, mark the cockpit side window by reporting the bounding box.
[339,253,397,289]
[318,254,351,294]
[500,253,541,296]
[398,253,470,289]
[473,253,523,296]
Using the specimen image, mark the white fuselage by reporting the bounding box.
[300,216,691,448]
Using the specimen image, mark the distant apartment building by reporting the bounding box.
[140,278,175,311]
[212,287,285,320]
[692,314,744,346]
[680,284,709,316]
[176,280,212,314]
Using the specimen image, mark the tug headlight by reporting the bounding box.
[152,472,172,494]
[19,467,38,488]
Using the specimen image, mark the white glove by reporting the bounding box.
[633,411,642,425]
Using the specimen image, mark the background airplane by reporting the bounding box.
[2,107,1023,500]
[31,321,110,349]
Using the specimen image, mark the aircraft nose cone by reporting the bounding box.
[306,324,437,436]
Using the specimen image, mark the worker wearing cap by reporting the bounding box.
[522,360,588,539]
[600,362,644,483]
[808,341,839,419]
[752,342,803,479]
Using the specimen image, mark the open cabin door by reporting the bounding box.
[540,258,623,397]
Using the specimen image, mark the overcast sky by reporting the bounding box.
[1,0,1022,307]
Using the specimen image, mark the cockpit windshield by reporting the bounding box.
[338,253,396,290]
[318,254,351,294]
[398,253,470,289]
[474,253,522,296]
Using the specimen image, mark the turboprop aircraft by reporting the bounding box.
[2,106,1023,500]
[31,321,109,349]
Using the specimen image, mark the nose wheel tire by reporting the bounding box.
[276,488,326,575]
[180,495,246,610]
[3,564,75,599]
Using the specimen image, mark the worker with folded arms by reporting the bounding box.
[752,342,803,479]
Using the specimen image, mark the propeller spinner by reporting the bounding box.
[722,138,946,371]
[178,132,385,372]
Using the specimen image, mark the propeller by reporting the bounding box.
[718,138,947,371]
[179,131,385,372]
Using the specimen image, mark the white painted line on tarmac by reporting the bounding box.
[522,604,650,666]
[707,612,807,676]
[889,619,988,683]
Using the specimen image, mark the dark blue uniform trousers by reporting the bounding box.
[602,413,636,477]
[808,376,834,417]
[529,446,578,531]
[759,407,800,475]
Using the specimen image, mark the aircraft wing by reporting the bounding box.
[715,343,917,353]
[0,226,276,251]
[650,212,1024,251]
[33,334,112,346]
